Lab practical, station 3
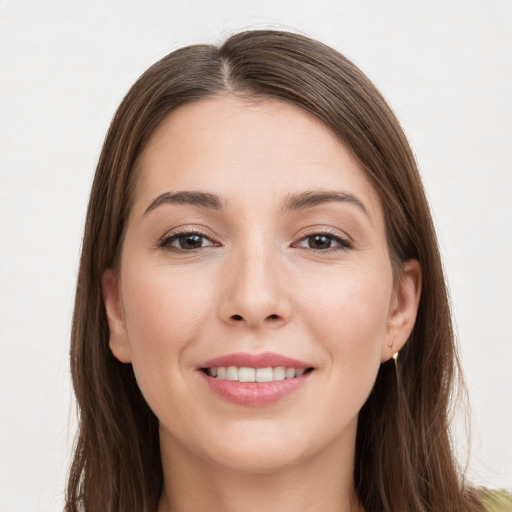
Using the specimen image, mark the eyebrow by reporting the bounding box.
[144,191,224,215]
[282,191,368,216]
[144,189,368,217]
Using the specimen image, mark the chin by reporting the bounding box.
[207,441,306,475]
[192,418,347,475]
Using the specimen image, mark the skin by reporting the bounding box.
[103,96,421,512]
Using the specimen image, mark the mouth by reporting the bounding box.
[201,366,314,382]
[197,353,314,406]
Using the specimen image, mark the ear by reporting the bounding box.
[102,268,132,363]
[382,259,422,362]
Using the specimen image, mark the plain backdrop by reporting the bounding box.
[1,1,511,510]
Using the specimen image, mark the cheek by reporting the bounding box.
[276,267,393,454]
[119,263,218,419]
[299,266,392,367]
[120,264,214,366]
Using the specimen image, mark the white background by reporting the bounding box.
[0,1,511,510]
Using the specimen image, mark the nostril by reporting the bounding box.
[267,314,279,320]
[232,314,243,321]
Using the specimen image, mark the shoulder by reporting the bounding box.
[479,489,512,511]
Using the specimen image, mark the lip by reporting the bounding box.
[197,352,314,407]
[198,352,311,370]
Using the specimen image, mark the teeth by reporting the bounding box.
[256,367,273,382]
[239,367,255,382]
[273,367,285,381]
[207,366,308,382]
[226,366,238,380]
[285,367,296,379]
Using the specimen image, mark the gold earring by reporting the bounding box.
[392,351,399,370]
[387,341,398,366]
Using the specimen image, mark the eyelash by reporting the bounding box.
[293,231,353,252]
[157,229,352,252]
[158,229,218,251]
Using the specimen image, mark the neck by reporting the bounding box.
[157,422,363,512]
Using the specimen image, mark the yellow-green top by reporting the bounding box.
[481,489,512,511]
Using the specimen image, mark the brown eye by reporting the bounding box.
[176,234,204,249]
[307,235,333,250]
[160,232,216,251]
[295,233,352,251]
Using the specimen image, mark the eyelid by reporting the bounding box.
[155,224,352,252]
[291,227,353,250]
[156,225,222,250]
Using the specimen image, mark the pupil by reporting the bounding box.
[309,235,331,249]
[180,234,202,249]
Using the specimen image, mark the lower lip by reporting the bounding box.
[200,371,311,406]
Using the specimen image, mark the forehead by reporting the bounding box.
[133,96,382,217]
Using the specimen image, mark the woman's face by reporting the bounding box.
[103,96,420,473]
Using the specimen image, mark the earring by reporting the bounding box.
[387,341,398,367]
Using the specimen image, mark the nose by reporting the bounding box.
[218,243,292,329]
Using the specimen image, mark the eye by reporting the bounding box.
[159,232,217,251]
[295,233,352,251]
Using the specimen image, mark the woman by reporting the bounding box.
[65,30,503,511]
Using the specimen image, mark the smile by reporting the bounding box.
[198,353,314,406]
[204,366,310,382]
[205,366,311,382]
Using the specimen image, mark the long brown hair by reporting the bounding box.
[66,30,483,511]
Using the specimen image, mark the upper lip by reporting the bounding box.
[198,352,312,370]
